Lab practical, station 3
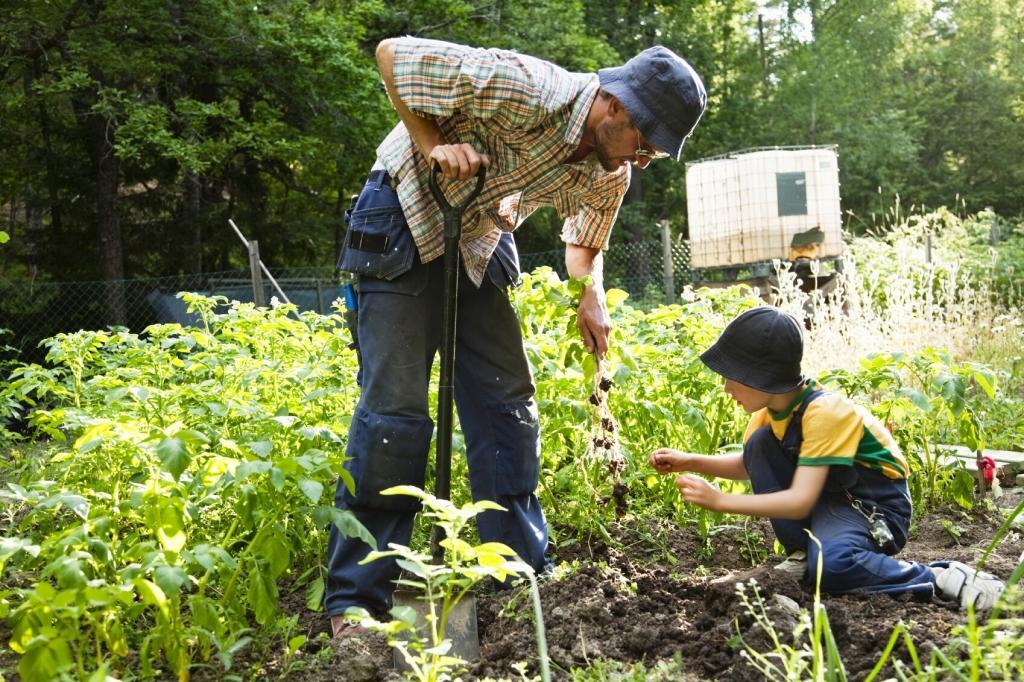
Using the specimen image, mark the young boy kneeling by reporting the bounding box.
[650,307,1005,610]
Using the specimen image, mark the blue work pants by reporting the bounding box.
[325,175,548,617]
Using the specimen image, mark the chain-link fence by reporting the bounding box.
[521,239,691,302]
[1,239,690,363]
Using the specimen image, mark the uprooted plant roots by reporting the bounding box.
[586,364,629,518]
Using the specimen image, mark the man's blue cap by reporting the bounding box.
[598,46,707,161]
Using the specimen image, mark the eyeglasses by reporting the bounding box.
[635,128,670,162]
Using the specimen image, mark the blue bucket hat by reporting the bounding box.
[699,307,805,394]
[598,46,707,161]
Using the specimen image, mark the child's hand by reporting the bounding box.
[649,448,691,474]
[675,474,722,511]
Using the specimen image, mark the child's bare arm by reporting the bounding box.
[650,449,748,480]
[676,465,830,519]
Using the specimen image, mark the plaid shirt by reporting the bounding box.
[376,38,631,286]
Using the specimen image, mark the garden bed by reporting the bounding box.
[271,489,1023,681]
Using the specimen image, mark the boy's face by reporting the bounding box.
[723,378,772,413]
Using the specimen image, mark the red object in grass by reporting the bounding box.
[977,455,997,484]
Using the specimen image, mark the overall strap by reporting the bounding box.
[780,388,825,460]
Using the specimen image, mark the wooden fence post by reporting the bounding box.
[248,239,265,307]
[660,220,675,303]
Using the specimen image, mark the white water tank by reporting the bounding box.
[685,146,843,270]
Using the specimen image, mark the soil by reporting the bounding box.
[267,487,1023,681]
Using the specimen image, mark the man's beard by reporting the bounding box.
[593,119,631,172]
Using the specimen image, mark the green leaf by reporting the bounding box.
[74,424,108,453]
[269,466,287,491]
[605,288,629,309]
[389,604,418,625]
[896,387,930,412]
[271,415,298,429]
[156,437,192,481]
[189,595,222,635]
[380,485,429,500]
[154,565,190,597]
[175,429,210,446]
[305,576,325,612]
[6,483,29,500]
[464,500,507,515]
[149,499,187,553]
[50,555,87,589]
[19,637,72,682]
[60,493,90,520]
[287,635,306,655]
[248,566,278,625]
[256,528,290,580]
[236,460,272,479]
[582,352,596,383]
[338,468,356,496]
[0,537,40,570]
[950,468,976,510]
[247,440,273,458]
[329,507,376,550]
[619,344,640,372]
[969,366,996,398]
[134,578,170,622]
[933,372,966,415]
[129,386,151,401]
[298,479,323,504]
[187,544,235,573]
[474,541,517,556]
[395,558,430,578]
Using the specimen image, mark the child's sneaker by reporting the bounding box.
[932,561,1005,610]
[774,550,808,577]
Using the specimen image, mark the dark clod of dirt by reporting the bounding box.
[601,417,615,432]
[598,377,614,392]
[588,392,601,406]
[611,482,629,518]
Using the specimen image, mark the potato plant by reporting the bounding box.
[1,296,372,680]
[0,268,1013,679]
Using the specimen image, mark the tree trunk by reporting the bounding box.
[184,173,203,274]
[33,55,63,245]
[22,72,44,281]
[87,112,127,326]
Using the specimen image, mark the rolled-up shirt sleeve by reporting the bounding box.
[390,38,542,128]
[561,168,630,249]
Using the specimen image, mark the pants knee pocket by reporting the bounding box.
[491,400,540,496]
[343,407,433,511]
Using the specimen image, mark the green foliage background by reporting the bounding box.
[1,0,1022,287]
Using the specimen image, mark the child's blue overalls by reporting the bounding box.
[743,389,936,596]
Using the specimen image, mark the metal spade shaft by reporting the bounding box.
[426,163,486,564]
